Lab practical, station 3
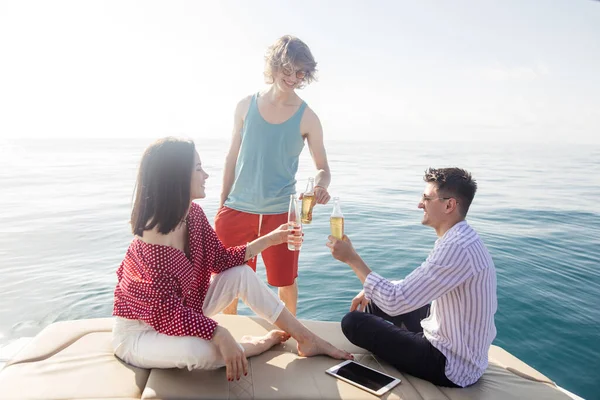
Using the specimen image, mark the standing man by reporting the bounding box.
[215,35,331,316]
[327,168,497,387]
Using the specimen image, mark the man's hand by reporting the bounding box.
[314,186,331,204]
[213,326,248,381]
[326,235,359,264]
[350,290,370,312]
[299,186,331,205]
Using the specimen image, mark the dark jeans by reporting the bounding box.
[341,302,459,387]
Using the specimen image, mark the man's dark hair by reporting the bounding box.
[131,137,196,236]
[423,167,477,217]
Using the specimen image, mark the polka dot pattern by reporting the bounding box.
[113,203,247,340]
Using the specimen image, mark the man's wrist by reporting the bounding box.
[348,255,372,283]
[347,253,362,266]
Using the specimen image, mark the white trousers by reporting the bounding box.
[112,265,285,370]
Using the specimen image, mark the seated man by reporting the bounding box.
[327,167,497,388]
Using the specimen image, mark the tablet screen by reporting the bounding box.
[335,361,395,391]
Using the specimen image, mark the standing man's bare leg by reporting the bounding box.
[278,279,298,316]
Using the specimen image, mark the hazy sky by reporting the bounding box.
[1,0,599,144]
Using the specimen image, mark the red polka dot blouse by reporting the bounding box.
[113,202,247,340]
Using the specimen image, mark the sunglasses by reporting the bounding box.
[421,194,452,202]
[282,66,307,80]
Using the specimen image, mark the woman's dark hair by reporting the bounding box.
[131,137,196,236]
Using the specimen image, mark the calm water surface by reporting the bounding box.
[0,138,598,398]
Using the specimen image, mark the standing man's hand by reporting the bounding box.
[314,185,331,204]
[350,290,370,312]
[299,185,330,204]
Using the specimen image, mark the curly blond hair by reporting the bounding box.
[264,35,317,89]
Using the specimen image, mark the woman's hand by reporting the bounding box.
[268,223,303,247]
[213,326,248,381]
[244,224,303,262]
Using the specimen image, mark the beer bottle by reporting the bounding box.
[287,194,302,251]
[301,177,316,224]
[330,197,344,240]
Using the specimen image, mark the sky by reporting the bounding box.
[0,0,599,144]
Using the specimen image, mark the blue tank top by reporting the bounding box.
[225,93,306,214]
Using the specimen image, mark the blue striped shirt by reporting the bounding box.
[363,220,497,387]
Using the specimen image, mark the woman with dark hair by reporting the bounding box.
[112,137,351,382]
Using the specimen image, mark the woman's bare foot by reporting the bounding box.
[239,330,291,358]
[271,307,352,360]
[296,334,353,360]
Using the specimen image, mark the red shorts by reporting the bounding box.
[214,206,299,287]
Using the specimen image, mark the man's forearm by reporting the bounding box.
[347,255,372,284]
[314,169,331,189]
[220,164,236,207]
[220,185,232,207]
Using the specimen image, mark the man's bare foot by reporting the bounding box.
[239,330,291,357]
[296,335,353,360]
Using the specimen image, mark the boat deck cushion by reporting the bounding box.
[0,316,572,400]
